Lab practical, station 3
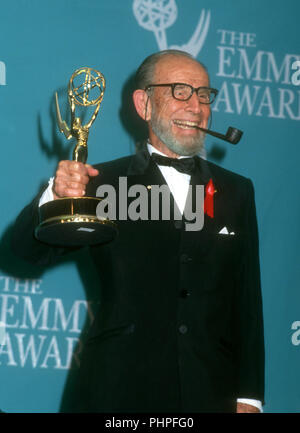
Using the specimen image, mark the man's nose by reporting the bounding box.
[185,92,205,114]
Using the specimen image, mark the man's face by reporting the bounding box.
[148,56,211,157]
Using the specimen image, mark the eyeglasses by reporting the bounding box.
[145,83,218,104]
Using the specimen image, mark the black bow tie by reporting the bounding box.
[151,153,195,175]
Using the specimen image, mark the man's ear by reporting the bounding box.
[133,89,151,121]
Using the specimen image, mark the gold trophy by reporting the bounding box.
[35,67,117,246]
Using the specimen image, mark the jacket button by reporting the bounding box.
[180,253,192,263]
[180,289,190,298]
[179,324,188,334]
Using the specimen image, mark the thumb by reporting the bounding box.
[86,164,99,177]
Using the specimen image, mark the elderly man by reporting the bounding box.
[12,50,264,413]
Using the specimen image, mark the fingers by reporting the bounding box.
[53,161,99,199]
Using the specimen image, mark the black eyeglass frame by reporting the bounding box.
[145,83,219,104]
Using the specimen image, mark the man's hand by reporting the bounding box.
[236,402,260,413]
[53,161,99,199]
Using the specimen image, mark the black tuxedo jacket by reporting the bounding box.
[12,148,264,413]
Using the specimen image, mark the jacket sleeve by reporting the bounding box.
[11,192,76,266]
[235,179,265,404]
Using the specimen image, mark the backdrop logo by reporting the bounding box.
[133,0,210,56]
[0,321,5,347]
[213,30,300,120]
[0,61,6,85]
[0,275,95,369]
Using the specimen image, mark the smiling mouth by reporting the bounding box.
[173,120,200,130]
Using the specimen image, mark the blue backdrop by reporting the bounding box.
[0,0,299,413]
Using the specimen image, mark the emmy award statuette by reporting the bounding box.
[35,67,117,246]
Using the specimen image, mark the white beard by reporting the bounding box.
[150,106,206,156]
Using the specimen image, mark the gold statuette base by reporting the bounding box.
[35,197,117,246]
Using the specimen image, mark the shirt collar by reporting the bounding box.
[127,143,212,185]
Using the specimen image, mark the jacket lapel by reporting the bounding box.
[126,147,181,222]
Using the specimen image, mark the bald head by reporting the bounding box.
[135,50,209,90]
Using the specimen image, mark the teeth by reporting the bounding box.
[173,120,199,129]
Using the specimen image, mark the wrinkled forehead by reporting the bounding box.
[153,55,210,87]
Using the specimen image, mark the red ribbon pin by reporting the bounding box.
[204,178,216,218]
